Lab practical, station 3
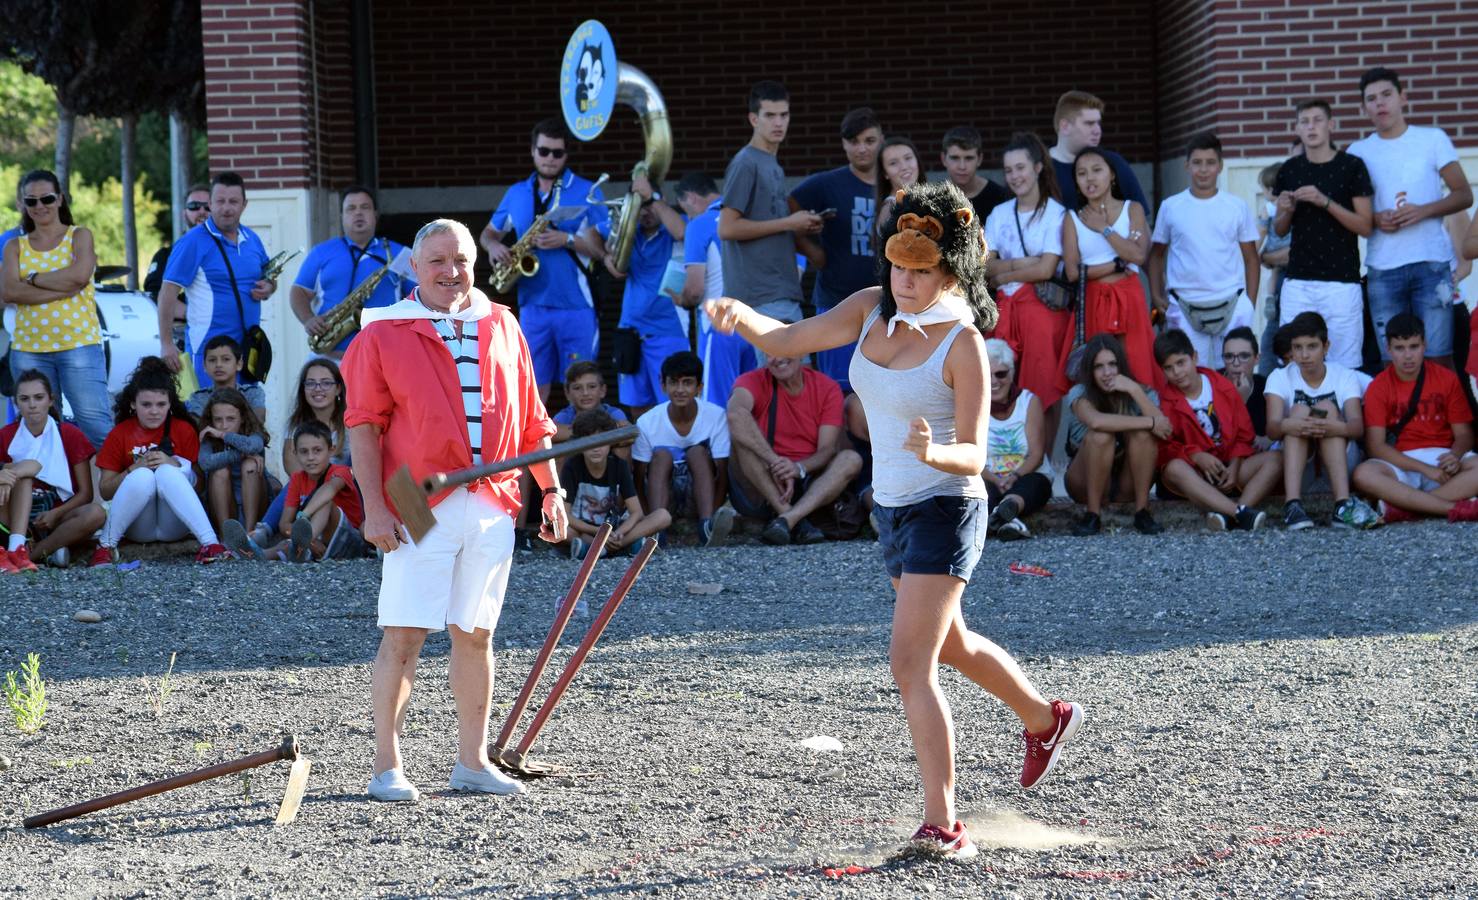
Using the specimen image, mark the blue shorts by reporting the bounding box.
[874,495,987,582]
[1366,260,1454,358]
[619,333,690,407]
[520,305,599,386]
[699,327,758,408]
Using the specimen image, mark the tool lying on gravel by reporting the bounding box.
[386,424,640,542]
[493,534,657,777]
[23,736,310,830]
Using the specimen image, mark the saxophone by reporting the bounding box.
[262,249,301,282]
[488,183,561,294]
[308,262,391,353]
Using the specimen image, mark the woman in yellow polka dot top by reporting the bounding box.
[1,169,112,447]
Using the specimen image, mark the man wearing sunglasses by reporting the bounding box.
[157,172,275,383]
[479,119,611,403]
[143,184,211,351]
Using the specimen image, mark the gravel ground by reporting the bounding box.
[1,522,1475,898]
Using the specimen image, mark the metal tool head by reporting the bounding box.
[492,748,580,779]
[274,756,311,825]
[385,465,437,543]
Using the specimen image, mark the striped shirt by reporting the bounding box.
[431,317,482,464]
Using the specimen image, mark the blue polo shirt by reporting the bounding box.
[0,227,21,255]
[293,236,415,352]
[617,222,682,337]
[489,170,611,311]
[789,166,877,309]
[162,218,271,364]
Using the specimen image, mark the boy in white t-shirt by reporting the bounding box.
[1265,312,1380,530]
[1149,132,1261,370]
[632,350,736,547]
[1348,66,1473,365]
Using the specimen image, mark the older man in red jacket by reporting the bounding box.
[344,218,566,803]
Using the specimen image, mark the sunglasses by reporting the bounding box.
[22,193,58,208]
[535,146,567,159]
[990,369,1012,380]
[1223,352,1254,362]
[185,201,210,211]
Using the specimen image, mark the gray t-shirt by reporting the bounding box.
[1062,383,1160,456]
[720,145,801,312]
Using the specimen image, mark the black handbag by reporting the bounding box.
[1012,204,1074,311]
[209,233,273,382]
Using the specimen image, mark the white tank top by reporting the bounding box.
[1071,202,1137,271]
[985,388,1054,480]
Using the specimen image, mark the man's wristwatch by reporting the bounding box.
[565,232,575,249]
[543,486,567,500]
[1113,258,1126,273]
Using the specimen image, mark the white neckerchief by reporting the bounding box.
[886,291,973,337]
[359,287,492,327]
[8,416,73,501]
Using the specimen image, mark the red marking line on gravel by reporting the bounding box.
[597,815,898,881]
[1054,826,1336,882]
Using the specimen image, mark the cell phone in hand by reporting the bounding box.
[815,208,837,219]
[1309,408,1329,419]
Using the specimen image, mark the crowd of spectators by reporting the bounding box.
[1,64,1477,573]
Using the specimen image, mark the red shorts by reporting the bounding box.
[997,283,1072,407]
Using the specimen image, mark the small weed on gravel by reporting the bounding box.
[148,651,178,718]
[3,652,47,734]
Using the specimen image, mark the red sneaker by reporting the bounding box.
[0,549,18,575]
[195,542,232,564]
[1020,699,1084,789]
[1379,501,1421,525]
[89,545,119,567]
[1448,498,1478,523]
[909,820,978,860]
[7,545,38,573]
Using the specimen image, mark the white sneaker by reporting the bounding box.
[449,760,526,795]
[367,768,420,802]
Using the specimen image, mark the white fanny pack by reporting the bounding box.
[1171,289,1240,335]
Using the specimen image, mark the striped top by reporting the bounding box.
[14,227,101,352]
[431,317,483,465]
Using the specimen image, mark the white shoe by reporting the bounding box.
[367,768,420,802]
[449,760,526,795]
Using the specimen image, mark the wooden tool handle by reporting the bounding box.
[23,736,298,830]
[423,425,641,493]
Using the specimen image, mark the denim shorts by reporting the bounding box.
[874,494,987,582]
[1366,260,1455,358]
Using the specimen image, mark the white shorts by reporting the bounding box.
[1369,447,1477,492]
[378,486,514,634]
[1280,279,1364,369]
[1166,293,1256,370]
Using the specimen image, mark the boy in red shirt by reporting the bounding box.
[1154,329,1283,530]
[1353,313,1478,522]
[225,421,364,560]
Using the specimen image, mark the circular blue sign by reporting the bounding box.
[561,20,619,142]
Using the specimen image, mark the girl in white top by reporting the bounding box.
[982,339,1055,540]
[874,136,925,237]
[706,181,1083,860]
[1060,147,1164,397]
[984,131,1072,444]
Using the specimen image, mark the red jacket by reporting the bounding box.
[342,297,555,519]
[1157,367,1255,468]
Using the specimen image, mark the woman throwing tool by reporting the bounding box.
[706,181,1083,860]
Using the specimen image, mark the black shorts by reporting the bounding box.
[874,495,987,582]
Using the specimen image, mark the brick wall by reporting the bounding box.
[1156,0,1218,159]
[369,0,1157,190]
[1156,0,1478,158]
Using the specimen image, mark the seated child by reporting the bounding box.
[632,351,735,547]
[982,339,1054,540]
[224,421,364,561]
[196,387,270,534]
[93,357,228,564]
[1062,333,1169,536]
[1352,313,1478,523]
[0,370,107,570]
[1154,329,1282,531]
[562,408,672,561]
[1264,312,1379,530]
[1220,326,1271,449]
[185,335,268,424]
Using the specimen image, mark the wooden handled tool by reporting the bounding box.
[24,735,309,829]
[386,424,640,542]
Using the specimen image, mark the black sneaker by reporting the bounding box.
[1072,511,1101,536]
[1133,508,1163,535]
[987,499,1019,535]
[1235,505,1266,532]
[1284,499,1313,531]
[514,529,536,554]
[761,517,792,545]
[792,519,826,544]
